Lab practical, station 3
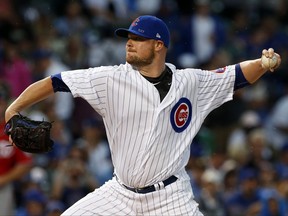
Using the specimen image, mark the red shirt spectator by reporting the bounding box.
[0,121,32,174]
[0,81,33,215]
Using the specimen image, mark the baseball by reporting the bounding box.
[261,54,278,69]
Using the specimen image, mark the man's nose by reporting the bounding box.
[126,39,133,47]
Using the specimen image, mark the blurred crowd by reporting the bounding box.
[1,0,288,215]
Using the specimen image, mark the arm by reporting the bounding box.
[0,148,32,187]
[5,77,54,122]
[0,163,32,187]
[240,48,281,84]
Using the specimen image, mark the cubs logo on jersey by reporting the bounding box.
[170,98,192,133]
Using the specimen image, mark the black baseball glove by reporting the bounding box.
[4,114,54,153]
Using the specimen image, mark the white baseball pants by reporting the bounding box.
[61,173,203,215]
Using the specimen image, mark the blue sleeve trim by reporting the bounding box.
[51,73,71,92]
[234,64,250,90]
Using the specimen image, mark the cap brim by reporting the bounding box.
[114,28,130,38]
[115,28,152,40]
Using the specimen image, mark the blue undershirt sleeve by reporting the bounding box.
[51,73,71,92]
[234,64,250,91]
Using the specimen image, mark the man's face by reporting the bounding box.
[125,34,156,67]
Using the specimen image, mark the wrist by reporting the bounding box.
[5,109,18,123]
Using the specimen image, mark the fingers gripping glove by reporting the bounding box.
[4,114,54,153]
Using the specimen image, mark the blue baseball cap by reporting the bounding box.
[115,15,170,47]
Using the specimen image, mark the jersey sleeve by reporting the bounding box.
[51,73,71,92]
[61,66,114,117]
[195,65,236,119]
[234,64,250,90]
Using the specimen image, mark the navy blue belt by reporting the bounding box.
[121,175,178,194]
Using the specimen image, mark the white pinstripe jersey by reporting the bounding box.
[61,63,235,188]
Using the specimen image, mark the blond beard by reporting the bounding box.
[126,50,155,68]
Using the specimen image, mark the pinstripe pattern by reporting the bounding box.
[61,63,235,215]
[62,170,204,216]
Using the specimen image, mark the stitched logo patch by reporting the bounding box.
[210,66,226,73]
[131,18,140,27]
[170,98,192,133]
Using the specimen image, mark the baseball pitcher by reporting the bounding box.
[4,15,281,215]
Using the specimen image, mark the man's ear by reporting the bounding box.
[155,41,165,51]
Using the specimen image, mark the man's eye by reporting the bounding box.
[131,37,145,41]
[136,37,145,41]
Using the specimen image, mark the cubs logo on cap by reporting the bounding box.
[170,98,192,133]
[115,15,170,48]
[131,18,140,27]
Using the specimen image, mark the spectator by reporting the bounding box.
[49,117,72,162]
[32,48,74,124]
[275,143,288,180]
[0,39,32,98]
[265,92,288,150]
[0,0,16,24]
[0,82,33,215]
[227,110,262,164]
[221,167,238,205]
[242,128,273,172]
[186,156,206,202]
[241,80,270,121]
[175,0,226,68]
[259,188,287,216]
[46,200,65,216]
[18,188,47,216]
[226,168,261,216]
[87,33,126,67]
[53,0,90,38]
[276,174,288,212]
[198,168,225,216]
[61,35,88,69]
[76,117,113,186]
[83,0,129,26]
[51,146,97,209]
[224,9,251,62]
[258,162,278,194]
[130,0,162,16]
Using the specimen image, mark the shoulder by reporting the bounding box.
[62,63,130,76]
[168,64,236,86]
[186,65,236,77]
[88,63,134,74]
[166,63,202,78]
[166,63,202,73]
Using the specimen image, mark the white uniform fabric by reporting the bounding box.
[62,170,201,216]
[61,63,235,215]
